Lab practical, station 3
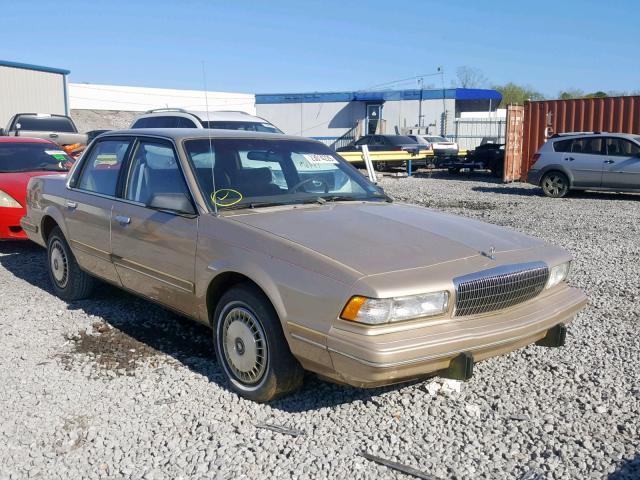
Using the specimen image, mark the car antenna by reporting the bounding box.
[202,61,218,215]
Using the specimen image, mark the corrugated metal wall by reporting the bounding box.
[0,66,67,127]
[521,96,640,178]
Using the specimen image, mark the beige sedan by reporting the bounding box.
[22,129,587,401]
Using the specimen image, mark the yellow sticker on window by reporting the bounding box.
[211,189,243,207]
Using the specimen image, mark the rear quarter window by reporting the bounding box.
[553,139,573,152]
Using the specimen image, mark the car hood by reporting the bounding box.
[0,171,65,205]
[228,202,545,276]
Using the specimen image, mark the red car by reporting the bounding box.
[0,137,72,240]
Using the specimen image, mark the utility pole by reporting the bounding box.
[418,77,424,129]
[438,66,446,136]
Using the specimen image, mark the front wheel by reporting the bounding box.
[213,284,303,402]
[541,172,570,198]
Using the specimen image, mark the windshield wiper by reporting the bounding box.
[320,194,393,203]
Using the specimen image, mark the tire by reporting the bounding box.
[541,171,570,198]
[374,161,388,172]
[448,167,461,174]
[213,284,303,402]
[47,226,94,301]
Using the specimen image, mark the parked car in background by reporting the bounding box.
[22,129,586,401]
[87,129,112,143]
[336,134,426,170]
[451,141,504,177]
[1,114,88,151]
[0,137,71,240]
[409,135,460,159]
[130,108,283,133]
[527,132,640,197]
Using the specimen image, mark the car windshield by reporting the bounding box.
[0,143,72,173]
[411,136,430,144]
[14,116,76,133]
[426,136,448,143]
[184,138,387,211]
[202,121,283,134]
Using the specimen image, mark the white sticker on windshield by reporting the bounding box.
[302,154,338,165]
[45,150,66,156]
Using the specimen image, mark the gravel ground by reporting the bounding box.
[1,171,638,480]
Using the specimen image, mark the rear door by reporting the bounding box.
[563,137,605,187]
[601,137,640,189]
[110,138,198,316]
[66,137,133,284]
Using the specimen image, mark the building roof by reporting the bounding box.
[0,60,70,75]
[255,88,502,104]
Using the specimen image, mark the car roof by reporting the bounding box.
[97,128,313,143]
[139,109,269,123]
[551,132,638,141]
[0,136,55,144]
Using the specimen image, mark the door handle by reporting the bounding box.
[604,159,615,164]
[114,215,131,226]
[49,133,58,138]
[564,157,575,161]
[65,201,77,210]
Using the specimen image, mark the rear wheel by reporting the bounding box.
[47,227,94,300]
[213,284,303,402]
[448,167,461,174]
[541,171,570,198]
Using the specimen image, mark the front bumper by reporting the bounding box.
[433,148,459,157]
[0,207,27,240]
[325,285,587,387]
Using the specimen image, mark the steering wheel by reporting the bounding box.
[288,177,329,194]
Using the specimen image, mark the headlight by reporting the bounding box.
[546,262,571,289]
[340,291,449,325]
[0,190,21,208]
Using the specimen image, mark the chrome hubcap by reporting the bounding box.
[50,240,68,287]
[221,307,267,384]
[543,175,566,196]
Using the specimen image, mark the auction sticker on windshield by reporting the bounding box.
[45,150,69,162]
[302,154,338,165]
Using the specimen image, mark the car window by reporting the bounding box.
[123,141,190,206]
[373,136,385,145]
[354,136,370,146]
[13,115,76,133]
[204,121,281,134]
[0,142,71,173]
[387,136,416,146]
[134,116,197,128]
[77,139,131,196]
[184,138,385,210]
[605,138,640,157]
[571,137,604,155]
[553,139,573,153]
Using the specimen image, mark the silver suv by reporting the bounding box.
[130,108,283,133]
[528,132,640,197]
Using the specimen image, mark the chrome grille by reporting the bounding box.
[454,262,549,317]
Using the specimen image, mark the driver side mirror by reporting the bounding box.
[148,193,196,216]
[0,128,4,136]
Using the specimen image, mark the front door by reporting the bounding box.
[602,137,640,189]
[563,136,604,188]
[65,137,133,284]
[366,104,382,135]
[110,139,198,317]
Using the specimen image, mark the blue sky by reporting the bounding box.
[1,0,638,97]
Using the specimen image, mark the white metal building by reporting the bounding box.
[0,60,70,128]
[255,88,502,148]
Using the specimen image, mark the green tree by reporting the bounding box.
[492,83,544,106]
[584,91,608,98]
[558,88,584,100]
